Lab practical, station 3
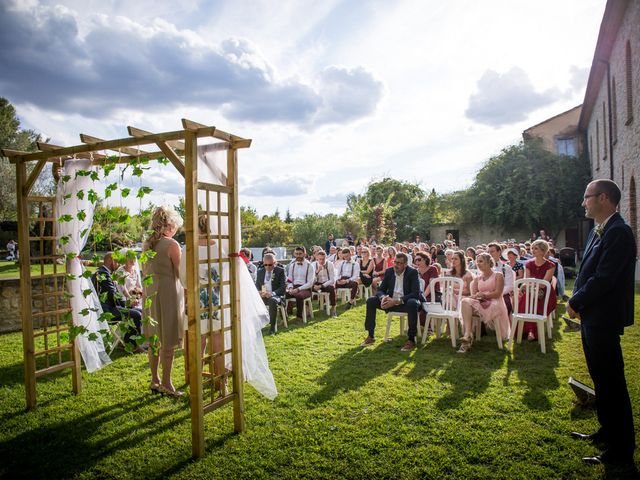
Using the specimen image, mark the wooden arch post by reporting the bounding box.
[3,120,251,458]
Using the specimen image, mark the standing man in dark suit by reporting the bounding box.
[567,179,636,466]
[324,233,336,254]
[91,252,144,352]
[361,252,421,351]
[255,253,286,334]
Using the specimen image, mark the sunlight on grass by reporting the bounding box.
[0,291,638,478]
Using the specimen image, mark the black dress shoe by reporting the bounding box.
[570,431,604,442]
[583,450,634,466]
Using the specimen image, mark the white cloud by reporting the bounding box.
[241,175,310,197]
[465,67,561,127]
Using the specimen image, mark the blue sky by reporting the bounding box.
[0,0,605,216]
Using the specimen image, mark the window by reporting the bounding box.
[555,137,576,157]
[612,75,618,143]
[626,40,634,125]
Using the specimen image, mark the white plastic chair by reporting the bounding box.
[384,311,407,341]
[285,297,314,323]
[358,283,372,300]
[509,278,552,353]
[274,304,288,332]
[316,291,331,315]
[337,287,353,305]
[423,277,464,347]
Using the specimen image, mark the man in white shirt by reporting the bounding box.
[327,245,338,263]
[312,250,337,317]
[488,242,514,315]
[286,246,315,319]
[335,248,360,309]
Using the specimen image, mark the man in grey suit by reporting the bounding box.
[567,179,636,466]
[255,253,286,334]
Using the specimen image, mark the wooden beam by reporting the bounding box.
[80,134,149,156]
[16,162,37,409]
[38,142,106,160]
[182,118,251,147]
[156,142,185,178]
[185,130,205,458]
[10,127,217,163]
[227,146,245,434]
[23,159,47,196]
[128,126,185,150]
[2,148,31,157]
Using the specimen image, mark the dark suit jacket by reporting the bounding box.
[570,212,636,334]
[91,265,125,318]
[255,265,286,297]
[376,266,421,303]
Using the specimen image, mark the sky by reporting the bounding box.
[0,0,606,217]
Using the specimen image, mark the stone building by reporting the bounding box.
[578,0,639,276]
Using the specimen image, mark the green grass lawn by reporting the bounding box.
[0,287,639,479]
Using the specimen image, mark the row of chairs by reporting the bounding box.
[271,283,373,333]
[386,277,556,353]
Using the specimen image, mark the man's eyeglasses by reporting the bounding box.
[414,258,423,262]
[583,193,601,200]
[263,263,274,267]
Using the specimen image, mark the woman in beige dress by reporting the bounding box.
[143,206,184,397]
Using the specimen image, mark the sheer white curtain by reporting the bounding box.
[197,143,277,400]
[56,158,111,372]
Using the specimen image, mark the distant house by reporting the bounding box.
[578,0,639,276]
[521,106,587,251]
[522,105,583,157]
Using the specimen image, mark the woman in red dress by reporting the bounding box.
[518,239,557,341]
[372,245,386,289]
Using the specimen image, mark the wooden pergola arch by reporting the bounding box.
[2,118,251,458]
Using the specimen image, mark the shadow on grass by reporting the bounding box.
[306,342,399,405]
[0,392,197,479]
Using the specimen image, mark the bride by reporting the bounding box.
[179,213,277,400]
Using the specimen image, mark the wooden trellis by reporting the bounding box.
[2,119,251,458]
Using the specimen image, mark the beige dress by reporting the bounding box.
[145,236,184,349]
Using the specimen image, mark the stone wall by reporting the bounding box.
[586,0,640,278]
[0,279,21,332]
[429,224,566,249]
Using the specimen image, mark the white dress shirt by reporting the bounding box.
[287,259,315,290]
[493,258,514,295]
[337,259,360,281]
[392,271,405,300]
[312,261,335,287]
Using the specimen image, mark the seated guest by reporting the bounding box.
[255,253,286,334]
[241,247,257,282]
[285,246,315,319]
[458,253,510,353]
[386,246,397,268]
[92,252,144,352]
[466,247,477,269]
[450,250,474,300]
[257,247,275,269]
[487,242,515,315]
[546,248,565,299]
[414,251,440,330]
[115,249,143,309]
[335,248,360,309]
[372,246,386,289]
[327,244,338,263]
[361,252,421,351]
[312,250,337,317]
[357,247,374,290]
[444,248,455,270]
[518,239,557,341]
[503,247,524,280]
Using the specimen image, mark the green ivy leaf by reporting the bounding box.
[132,165,144,177]
[69,325,88,340]
[105,182,118,198]
[61,311,73,323]
[103,162,117,177]
[59,235,70,245]
[120,187,131,198]
[94,232,105,244]
[88,189,98,204]
[119,213,131,224]
[99,292,108,304]
[58,214,73,223]
[80,228,89,238]
[79,308,90,316]
[144,315,157,327]
[77,210,86,221]
[157,156,169,166]
[82,288,93,297]
[143,274,153,287]
[63,193,72,201]
[76,190,85,200]
[90,171,99,182]
[87,332,98,341]
[65,252,78,261]
[98,312,115,323]
[61,174,71,183]
[144,296,153,309]
[80,270,93,279]
[136,186,153,198]
[75,169,91,178]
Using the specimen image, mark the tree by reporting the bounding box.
[243,215,292,247]
[0,98,47,220]
[451,141,591,234]
[284,208,293,224]
[291,213,341,249]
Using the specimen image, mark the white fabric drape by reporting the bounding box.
[197,143,277,400]
[56,158,111,372]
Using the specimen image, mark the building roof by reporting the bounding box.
[522,105,582,138]
[578,0,630,130]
